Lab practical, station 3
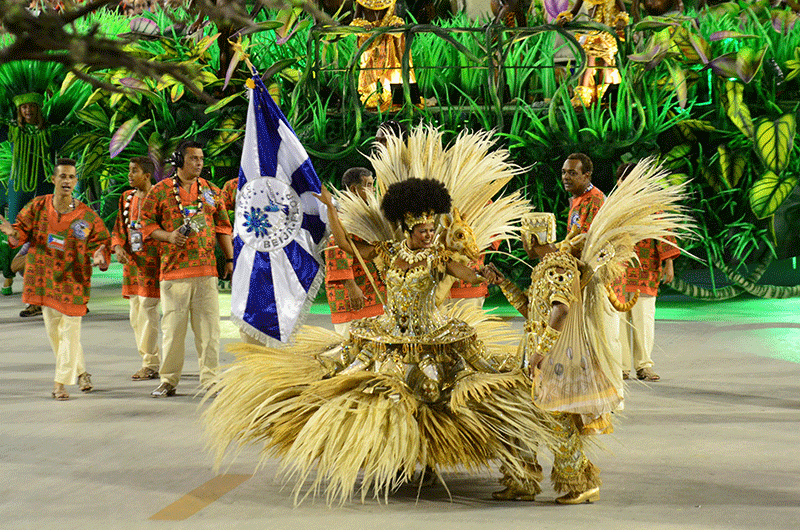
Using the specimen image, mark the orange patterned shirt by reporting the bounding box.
[13,196,111,316]
[221,177,238,214]
[567,185,605,234]
[324,235,385,324]
[111,190,161,298]
[140,177,232,281]
[622,237,680,297]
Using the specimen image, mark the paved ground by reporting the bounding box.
[1,265,799,530]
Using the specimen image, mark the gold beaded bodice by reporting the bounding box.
[377,240,449,337]
[585,0,622,26]
[329,240,490,402]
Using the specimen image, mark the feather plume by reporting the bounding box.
[343,125,532,254]
[580,157,696,398]
[203,320,560,505]
[581,157,695,286]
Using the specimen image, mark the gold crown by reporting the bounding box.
[355,0,395,9]
[521,212,556,245]
[404,210,436,228]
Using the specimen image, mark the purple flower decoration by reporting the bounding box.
[545,0,569,22]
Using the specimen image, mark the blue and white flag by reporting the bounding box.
[231,73,328,344]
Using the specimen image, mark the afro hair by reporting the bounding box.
[381,178,451,229]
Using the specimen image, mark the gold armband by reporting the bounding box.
[500,279,527,313]
[536,325,562,357]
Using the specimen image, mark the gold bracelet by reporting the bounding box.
[500,279,527,312]
[536,325,562,357]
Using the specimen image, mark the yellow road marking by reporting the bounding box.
[149,474,251,520]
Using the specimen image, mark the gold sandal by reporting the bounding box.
[131,367,159,381]
[78,372,93,393]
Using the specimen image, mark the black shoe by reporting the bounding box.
[20,304,42,317]
[151,382,176,398]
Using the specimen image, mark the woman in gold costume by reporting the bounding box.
[203,127,556,505]
[557,0,630,106]
[350,0,420,111]
[491,158,693,503]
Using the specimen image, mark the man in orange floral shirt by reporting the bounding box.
[324,168,385,334]
[616,163,680,382]
[0,158,110,401]
[140,141,233,398]
[112,156,162,381]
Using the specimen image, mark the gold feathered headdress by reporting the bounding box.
[337,125,532,255]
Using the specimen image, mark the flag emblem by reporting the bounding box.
[236,177,301,252]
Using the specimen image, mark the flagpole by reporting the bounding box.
[347,233,386,308]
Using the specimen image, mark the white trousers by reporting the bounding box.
[159,276,220,387]
[43,306,85,385]
[620,294,656,371]
[601,296,624,400]
[129,295,160,370]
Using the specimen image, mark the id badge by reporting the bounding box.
[130,229,143,253]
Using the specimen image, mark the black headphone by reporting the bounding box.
[170,141,189,169]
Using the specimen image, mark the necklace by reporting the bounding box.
[397,239,432,265]
[173,177,204,226]
[54,196,75,222]
[123,191,143,230]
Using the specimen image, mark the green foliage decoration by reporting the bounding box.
[749,171,799,220]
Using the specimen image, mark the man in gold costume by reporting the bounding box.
[489,158,692,503]
[557,0,630,106]
[350,0,421,111]
[490,219,615,503]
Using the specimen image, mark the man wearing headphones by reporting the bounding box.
[140,141,233,398]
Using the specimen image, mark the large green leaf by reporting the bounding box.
[749,171,799,219]
[666,62,688,108]
[709,2,740,16]
[75,105,109,130]
[754,114,796,174]
[673,26,706,63]
[708,51,739,78]
[723,81,754,139]
[261,58,299,82]
[663,143,691,169]
[110,117,151,158]
[170,82,184,102]
[80,142,107,182]
[708,31,759,41]
[735,46,767,84]
[204,93,241,114]
[664,172,689,187]
[632,20,678,32]
[717,145,747,189]
[784,48,800,82]
[628,44,669,69]
[59,71,79,95]
[60,132,101,158]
